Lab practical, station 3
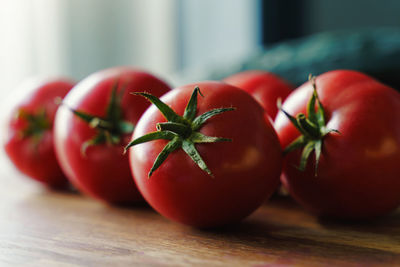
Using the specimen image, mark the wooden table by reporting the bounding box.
[1,152,399,267]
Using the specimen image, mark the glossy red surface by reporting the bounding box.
[275,70,400,218]
[130,81,282,227]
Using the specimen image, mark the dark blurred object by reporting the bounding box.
[261,0,304,44]
[210,28,400,91]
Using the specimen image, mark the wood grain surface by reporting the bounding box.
[1,151,399,267]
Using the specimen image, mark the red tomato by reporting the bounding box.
[54,67,171,204]
[223,70,293,118]
[4,78,74,188]
[127,81,282,227]
[275,70,400,219]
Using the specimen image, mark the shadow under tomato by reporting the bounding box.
[106,199,154,211]
[184,198,400,264]
[317,208,400,237]
[45,183,81,194]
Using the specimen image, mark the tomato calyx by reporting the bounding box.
[16,108,51,142]
[69,80,134,155]
[278,75,339,176]
[124,87,235,178]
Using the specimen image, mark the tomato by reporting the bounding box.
[223,70,293,119]
[274,70,400,219]
[3,78,74,188]
[127,81,282,227]
[54,67,171,204]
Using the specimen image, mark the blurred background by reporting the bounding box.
[1,0,400,97]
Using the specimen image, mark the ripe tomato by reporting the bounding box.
[275,70,400,219]
[54,67,171,204]
[223,70,293,118]
[3,78,74,188]
[127,81,282,227]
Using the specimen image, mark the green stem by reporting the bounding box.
[278,74,339,177]
[17,108,51,139]
[296,114,321,139]
[89,117,113,130]
[68,79,135,153]
[125,87,235,178]
[156,122,191,137]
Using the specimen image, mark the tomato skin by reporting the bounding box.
[275,70,400,219]
[4,79,74,188]
[130,81,282,227]
[54,67,171,204]
[223,70,293,119]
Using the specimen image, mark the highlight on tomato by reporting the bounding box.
[54,67,171,204]
[126,81,282,228]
